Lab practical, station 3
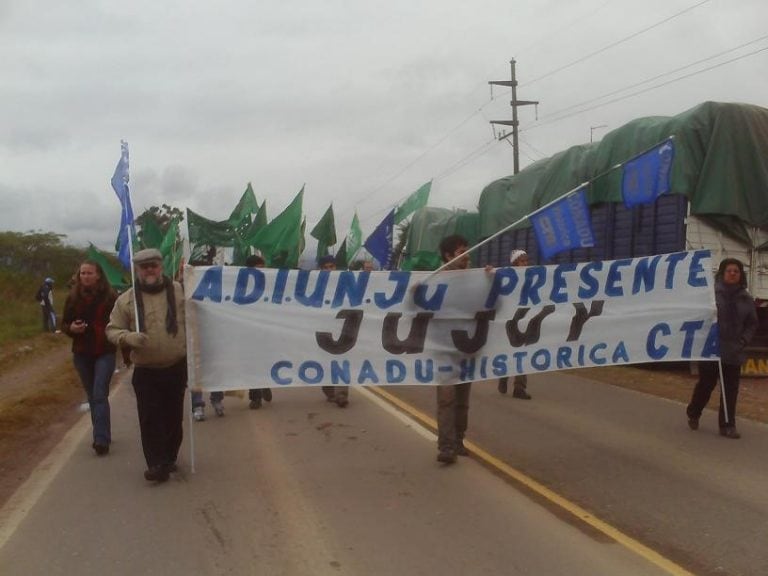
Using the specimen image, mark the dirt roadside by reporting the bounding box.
[0,337,766,510]
[0,336,89,508]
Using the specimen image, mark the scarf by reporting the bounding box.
[134,275,178,336]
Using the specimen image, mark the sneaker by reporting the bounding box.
[144,465,170,483]
[193,406,205,422]
[165,462,178,473]
[436,450,457,464]
[249,399,262,410]
[212,400,225,417]
[335,397,349,408]
[498,379,508,394]
[720,427,741,439]
[456,442,470,457]
[513,389,532,400]
[687,416,699,430]
[92,442,109,456]
[262,388,273,402]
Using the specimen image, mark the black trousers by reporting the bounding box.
[687,361,741,428]
[132,359,187,469]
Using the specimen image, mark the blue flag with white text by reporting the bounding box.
[531,187,595,260]
[364,210,395,269]
[621,138,675,208]
[111,140,135,269]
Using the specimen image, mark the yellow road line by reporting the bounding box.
[369,386,695,576]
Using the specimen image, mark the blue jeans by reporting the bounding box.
[73,353,116,446]
[191,390,224,409]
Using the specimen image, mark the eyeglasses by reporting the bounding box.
[138,262,161,270]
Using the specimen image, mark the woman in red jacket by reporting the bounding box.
[62,261,118,455]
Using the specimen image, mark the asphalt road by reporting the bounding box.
[0,369,765,575]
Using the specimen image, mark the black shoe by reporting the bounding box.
[720,427,741,439]
[249,399,262,410]
[687,416,699,430]
[165,462,178,473]
[456,442,470,457]
[512,389,532,400]
[92,443,109,456]
[498,379,508,394]
[144,465,170,482]
[262,389,272,402]
[437,450,457,464]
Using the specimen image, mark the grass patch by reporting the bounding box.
[0,333,69,377]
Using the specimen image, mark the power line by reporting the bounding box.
[514,0,616,59]
[535,33,768,122]
[522,44,768,133]
[521,0,712,88]
[358,136,500,227]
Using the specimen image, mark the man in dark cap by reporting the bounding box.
[107,248,187,483]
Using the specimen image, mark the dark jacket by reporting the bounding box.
[715,280,758,365]
[62,290,118,356]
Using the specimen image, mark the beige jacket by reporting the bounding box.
[107,282,186,368]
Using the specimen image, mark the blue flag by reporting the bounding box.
[111,140,135,269]
[364,210,395,269]
[621,138,675,208]
[531,187,595,260]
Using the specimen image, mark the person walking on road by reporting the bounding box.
[245,254,273,409]
[435,234,473,464]
[497,249,532,400]
[318,254,350,408]
[37,277,57,332]
[62,261,118,456]
[686,257,757,439]
[107,249,187,483]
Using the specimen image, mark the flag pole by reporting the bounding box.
[424,135,675,281]
[126,224,141,332]
[424,182,586,280]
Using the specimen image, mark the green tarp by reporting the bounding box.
[478,101,768,242]
[401,207,480,269]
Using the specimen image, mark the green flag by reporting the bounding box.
[87,245,129,290]
[187,208,234,247]
[240,201,268,246]
[335,238,348,270]
[394,180,431,224]
[159,218,182,277]
[347,212,363,261]
[254,200,268,228]
[140,217,164,249]
[310,204,337,260]
[229,182,259,226]
[251,187,304,267]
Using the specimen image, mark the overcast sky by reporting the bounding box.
[2,0,766,253]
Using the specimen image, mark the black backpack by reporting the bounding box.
[35,286,44,302]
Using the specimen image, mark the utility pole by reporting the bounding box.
[489,59,539,174]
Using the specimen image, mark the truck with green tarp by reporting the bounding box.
[402,101,768,375]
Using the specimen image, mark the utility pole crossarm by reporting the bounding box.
[487,59,539,175]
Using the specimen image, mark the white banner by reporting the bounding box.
[185,250,718,391]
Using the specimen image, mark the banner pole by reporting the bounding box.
[718,360,730,425]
